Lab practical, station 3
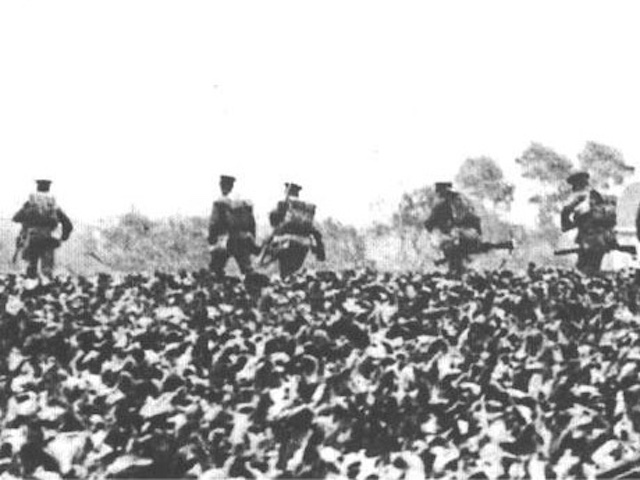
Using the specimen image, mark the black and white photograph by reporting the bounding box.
[2,1,640,478]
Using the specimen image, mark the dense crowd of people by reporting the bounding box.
[1,267,640,478]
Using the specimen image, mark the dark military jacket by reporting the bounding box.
[424,192,481,235]
[208,195,232,243]
[561,188,615,250]
[13,197,73,241]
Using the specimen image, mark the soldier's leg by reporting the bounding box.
[589,250,605,274]
[311,229,326,261]
[25,254,39,278]
[228,236,255,275]
[447,252,465,277]
[41,249,55,278]
[577,249,605,275]
[441,239,464,277]
[576,251,588,273]
[233,249,254,275]
[278,245,308,278]
[209,248,230,278]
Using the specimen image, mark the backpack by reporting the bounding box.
[22,193,59,228]
[450,193,481,231]
[282,199,316,231]
[589,192,617,229]
[227,199,256,233]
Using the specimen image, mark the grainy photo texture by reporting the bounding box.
[2,2,640,479]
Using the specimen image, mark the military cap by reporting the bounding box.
[219,175,236,184]
[435,182,453,193]
[35,179,52,192]
[566,171,590,186]
[285,182,302,193]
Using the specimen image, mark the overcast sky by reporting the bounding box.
[1,1,640,227]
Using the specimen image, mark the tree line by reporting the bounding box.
[396,141,635,232]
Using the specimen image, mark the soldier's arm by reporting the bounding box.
[424,213,435,231]
[208,204,217,244]
[269,202,287,228]
[248,210,257,238]
[560,205,575,232]
[208,202,227,244]
[57,208,74,240]
[12,203,30,224]
[424,201,447,232]
[590,189,604,204]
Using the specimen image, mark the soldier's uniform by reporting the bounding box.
[424,182,483,276]
[265,183,325,278]
[561,171,616,275]
[208,175,259,278]
[12,180,73,278]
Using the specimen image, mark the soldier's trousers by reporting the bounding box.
[444,252,467,277]
[210,249,253,277]
[576,249,605,275]
[209,235,256,277]
[25,248,55,278]
[277,244,309,278]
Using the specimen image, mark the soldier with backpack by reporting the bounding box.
[208,175,260,278]
[560,171,618,275]
[424,182,512,276]
[260,182,326,278]
[12,179,73,278]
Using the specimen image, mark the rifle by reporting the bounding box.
[554,244,637,256]
[434,240,514,266]
[257,233,276,267]
[257,192,293,267]
[479,240,514,253]
[12,230,27,264]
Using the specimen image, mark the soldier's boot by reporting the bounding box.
[313,241,326,262]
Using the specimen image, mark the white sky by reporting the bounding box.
[1,1,640,228]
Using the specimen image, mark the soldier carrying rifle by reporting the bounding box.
[424,182,513,276]
[259,182,326,278]
[12,179,73,278]
[558,171,624,275]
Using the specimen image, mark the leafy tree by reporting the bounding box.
[577,141,634,191]
[517,141,635,227]
[392,186,439,267]
[393,186,437,230]
[455,156,514,210]
[515,143,574,227]
[516,142,574,185]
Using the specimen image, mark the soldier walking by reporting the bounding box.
[561,171,617,275]
[261,182,325,278]
[208,175,259,278]
[424,182,512,276]
[12,179,73,278]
